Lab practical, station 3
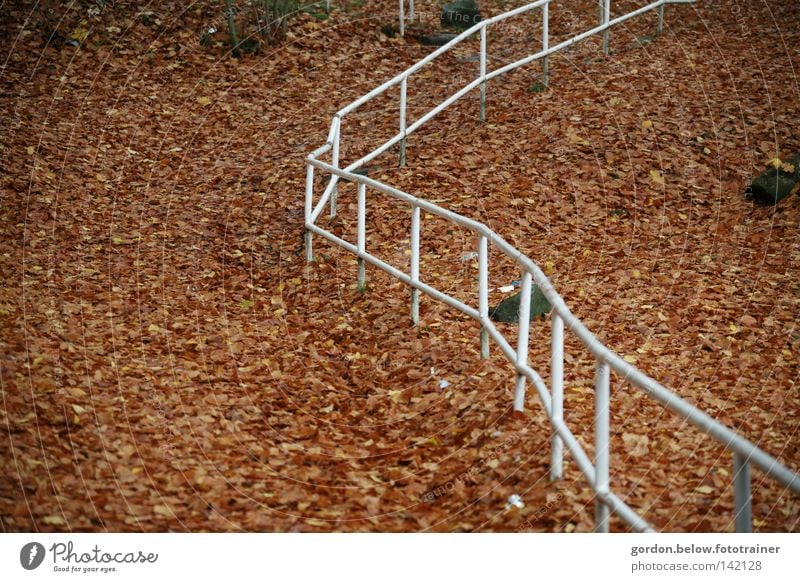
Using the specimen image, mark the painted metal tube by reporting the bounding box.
[603,0,611,55]
[399,77,407,167]
[309,64,800,494]
[488,0,667,82]
[733,453,753,533]
[595,360,611,532]
[410,206,421,325]
[399,0,405,37]
[301,0,780,534]
[344,132,405,175]
[305,162,314,262]
[357,183,366,292]
[330,118,340,217]
[542,2,549,87]
[307,223,480,320]
[514,271,533,411]
[600,491,654,532]
[478,236,489,359]
[480,27,487,122]
[408,77,484,135]
[550,313,564,481]
[657,4,665,33]
[338,0,668,120]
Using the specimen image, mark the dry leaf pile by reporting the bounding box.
[1,0,798,532]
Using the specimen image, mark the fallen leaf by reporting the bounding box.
[649,169,665,185]
[622,433,649,457]
[42,515,66,525]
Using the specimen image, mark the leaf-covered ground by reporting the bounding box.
[1,0,798,532]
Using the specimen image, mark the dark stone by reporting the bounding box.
[489,287,552,324]
[746,153,800,205]
[441,0,482,31]
[381,25,397,38]
[417,32,458,47]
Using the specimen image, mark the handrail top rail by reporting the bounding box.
[308,157,800,494]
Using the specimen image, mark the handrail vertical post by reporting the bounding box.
[478,235,489,359]
[409,0,415,23]
[513,271,533,411]
[410,205,421,324]
[479,26,487,123]
[542,2,549,87]
[325,0,330,14]
[595,359,610,532]
[305,162,314,262]
[657,0,665,34]
[330,118,341,218]
[602,0,611,56]
[357,182,367,292]
[400,77,407,167]
[550,313,564,480]
[399,0,405,37]
[733,453,753,532]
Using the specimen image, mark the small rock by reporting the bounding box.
[746,154,799,205]
[490,286,552,323]
[442,0,482,31]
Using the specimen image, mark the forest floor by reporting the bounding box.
[1,0,798,532]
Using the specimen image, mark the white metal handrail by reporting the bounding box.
[303,0,800,532]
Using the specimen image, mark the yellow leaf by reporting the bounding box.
[649,169,665,185]
[729,324,739,334]
[487,459,499,469]
[153,505,172,517]
[71,404,87,415]
[567,131,588,146]
[768,157,782,169]
[641,119,652,129]
[623,355,637,364]
[694,485,714,495]
[148,323,161,333]
[42,514,66,525]
[632,269,641,279]
[780,162,795,173]
[544,260,555,276]
[70,27,89,42]
[197,96,212,106]
[27,146,34,155]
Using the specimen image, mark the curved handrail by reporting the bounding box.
[303,0,799,532]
